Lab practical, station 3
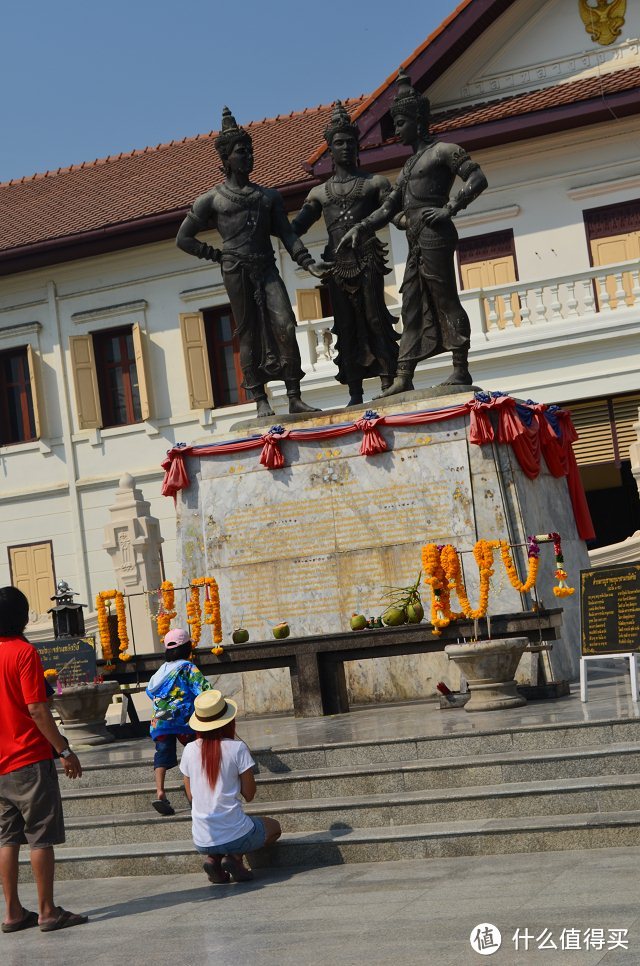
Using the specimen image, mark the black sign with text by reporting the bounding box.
[34,636,98,682]
[581,564,640,655]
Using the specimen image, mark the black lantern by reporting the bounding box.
[48,580,86,638]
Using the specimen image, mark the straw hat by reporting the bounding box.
[189,690,238,732]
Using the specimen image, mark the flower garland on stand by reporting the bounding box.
[190,577,223,651]
[421,544,460,635]
[157,580,177,642]
[96,589,132,668]
[186,584,202,646]
[440,540,497,621]
[541,532,575,598]
[421,532,574,635]
[498,536,540,593]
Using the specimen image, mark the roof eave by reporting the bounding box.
[312,88,640,176]
[0,177,320,277]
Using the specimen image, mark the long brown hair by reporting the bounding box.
[199,720,236,790]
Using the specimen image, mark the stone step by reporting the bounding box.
[60,772,640,843]
[21,809,640,879]
[74,718,640,787]
[62,742,640,808]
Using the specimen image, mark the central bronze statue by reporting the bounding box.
[177,108,322,418]
[339,70,488,396]
[292,102,399,406]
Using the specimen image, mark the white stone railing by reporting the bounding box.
[461,256,640,335]
[295,257,640,366]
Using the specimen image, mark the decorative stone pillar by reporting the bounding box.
[104,473,164,654]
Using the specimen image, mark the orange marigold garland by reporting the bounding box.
[95,589,132,669]
[499,538,539,593]
[157,580,177,642]
[186,584,202,645]
[421,543,454,635]
[440,540,497,621]
[191,577,223,649]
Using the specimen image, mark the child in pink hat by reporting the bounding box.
[146,628,211,815]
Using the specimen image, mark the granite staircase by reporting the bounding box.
[20,713,640,880]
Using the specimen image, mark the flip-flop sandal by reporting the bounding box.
[203,860,230,884]
[221,855,254,882]
[2,909,38,933]
[152,798,175,816]
[39,909,88,932]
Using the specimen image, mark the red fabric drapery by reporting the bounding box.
[160,396,595,540]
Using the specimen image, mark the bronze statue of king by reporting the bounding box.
[177,107,323,418]
[339,70,488,396]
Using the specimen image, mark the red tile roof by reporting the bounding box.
[0,98,365,256]
[430,65,640,134]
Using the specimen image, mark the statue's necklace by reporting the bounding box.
[326,176,365,219]
[219,182,262,209]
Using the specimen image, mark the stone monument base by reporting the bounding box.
[176,389,589,716]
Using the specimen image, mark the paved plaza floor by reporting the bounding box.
[2,847,639,966]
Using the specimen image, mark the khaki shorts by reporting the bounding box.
[0,759,65,848]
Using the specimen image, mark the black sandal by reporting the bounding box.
[2,909,38,933]
[39,908,88,932]
[152,798,175,816]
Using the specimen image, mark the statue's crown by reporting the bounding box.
[324,100,359,145]
[214,106,252,159]
[390,68,430,124]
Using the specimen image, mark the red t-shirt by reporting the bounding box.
[0,636,52,775]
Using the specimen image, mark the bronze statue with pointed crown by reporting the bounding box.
[177,107,324,418]
[339,69,488,395]
[291,101,399,406]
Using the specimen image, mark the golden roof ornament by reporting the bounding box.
[579,0,626,47]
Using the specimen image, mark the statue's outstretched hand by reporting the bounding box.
[421,207,451,226]
[307,260,333,280]
[336,226,361,252]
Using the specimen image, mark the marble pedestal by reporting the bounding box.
[176,390,590,715]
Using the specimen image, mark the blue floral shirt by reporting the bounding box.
[146,660,211,738]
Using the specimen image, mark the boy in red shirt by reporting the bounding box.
[0,586,87,933]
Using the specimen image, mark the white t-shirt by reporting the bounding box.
[179,738,255,847]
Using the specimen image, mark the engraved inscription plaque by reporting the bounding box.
[581,564,640,655]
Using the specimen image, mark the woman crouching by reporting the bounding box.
[180,690,281,883]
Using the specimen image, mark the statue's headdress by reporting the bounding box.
[390,68,430,127]
[324,100,359,145]
[214,106,252,162]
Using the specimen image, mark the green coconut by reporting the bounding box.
[350,614,367,631]
[232,627,249,644]
[273,622,290,640]
[406,602,424,624]
[382,605,407,627]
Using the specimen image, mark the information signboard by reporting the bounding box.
[580,564,640,656]
[34,636,98,681]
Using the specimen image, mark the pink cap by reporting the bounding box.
[164,628,191,649]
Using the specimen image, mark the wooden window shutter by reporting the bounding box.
[25,344,44,439]
[179,312,214,410]
[567,400,615,466]
[131,322,152,420]
[69,334,102,430]
[297,288,323,322]
[613,393,640,461]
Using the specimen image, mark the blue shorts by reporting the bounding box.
[153,733,195,770]
[195,817,267,856]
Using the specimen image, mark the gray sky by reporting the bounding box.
[1,0,461,182]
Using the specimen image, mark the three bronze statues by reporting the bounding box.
[178,71,487,418]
